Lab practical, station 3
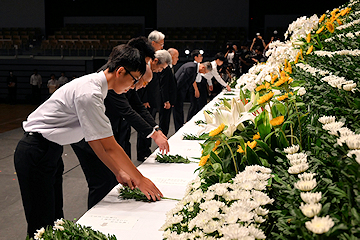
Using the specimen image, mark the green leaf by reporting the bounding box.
[212,163,223,174]
[246,145,262,166]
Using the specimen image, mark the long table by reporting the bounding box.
[77,89,239,239]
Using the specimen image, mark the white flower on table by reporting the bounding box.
[305,215,335,234]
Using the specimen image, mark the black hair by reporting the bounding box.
[191,49,201,59]
[127,36,155,60]
[214,52,225,62]
[99,44,146,75]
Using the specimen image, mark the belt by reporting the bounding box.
[25,132,44,138]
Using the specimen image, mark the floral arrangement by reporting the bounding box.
[169,0,360,239]
[27,219,116,240]
[155,153,192,164]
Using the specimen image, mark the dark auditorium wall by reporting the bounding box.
[0,0,45,32]
[157,0,249,28]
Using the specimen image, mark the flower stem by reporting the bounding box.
[293,101,303,150]
[162,196,181,201]
[224,141,238,173]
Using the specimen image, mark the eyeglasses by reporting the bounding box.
[156,41,164,47]
[123,67,141,86]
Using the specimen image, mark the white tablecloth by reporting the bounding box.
[77,89,239,239]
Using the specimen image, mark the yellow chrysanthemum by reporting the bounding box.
[247,140,257,149]
[300,49,304,60]
[275,75,290,87]
[257,91,274,104]
[319,14,326,23]
[306,33,311,43]
[212,140,221,151]
[295,52,301,64]
[326,22,335,33]
[255,84,266,92]
[277,93,289,101]
[306,45,314,55]
[270,116,285,126]
[253,132,260,140]
[336,18,342,25]
[289,92,294,95]
[265,82,271,89]
[316,26,325,34]
[341,7,351,16]
[286,64,292,74]
[331,8,339,16]
[271,75,278,84]
[209,123,225,137]
[237,145,245,154]
[199,154,210,166]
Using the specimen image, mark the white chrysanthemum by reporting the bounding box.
[245,165,272,174]
[199,200,225,213]
[305,215,334,234]
[322,121,344,131]
[34,227,45,240]
[318,116,336,124]
[254,215,266,223]
[223,189,251,201]
[300,202,322,218]
[345,135,360,149]
[204,191,216,201]
[248,224,267,239]
[284,144,300,154]
[252,191,274,205]
[286,152,307,161]
[297,87,306,96]
[294,179,317,191]
[288,163,309,174]
[289,158,308,166]
[347,150,360,164]
[254,207,269,216]
[53,225,65,231]
[253,181,268,191]
[54,219,65,226]
[301,192,322,203]
[202,219,223,234]
[338,127,354,137]
[298,172,316,181]
[220,224,251,239]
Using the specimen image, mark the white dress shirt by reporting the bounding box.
[23,71,113,145]
[202,60,228,87]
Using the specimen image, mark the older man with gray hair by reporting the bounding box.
[148,30,165,51]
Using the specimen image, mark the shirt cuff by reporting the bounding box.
[147,125,160,138]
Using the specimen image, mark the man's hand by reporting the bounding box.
[136,176,163,201]
[226,85,231,91]
[195,89,200,98]
[151,130,169,154]
[208,85,213,92]
[164,101,171,109]
[116,169,136,189]
[143,102,150,108]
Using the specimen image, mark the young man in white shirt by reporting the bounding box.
[14,44,163,237]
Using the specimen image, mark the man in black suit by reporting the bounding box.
[159,48,179,136]
[173,61,212,131]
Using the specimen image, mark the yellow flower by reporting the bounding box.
[209,123,225,137]
[275,75,290,87]
[199,154,210,166]
[271,75,278,84]
[306,33,311,43]
[253,132,260,140]
[341,7,351,16]
[265,82,271,89]
[247,140,257,149]
[326,22,335,33]
[255,84,266,92]
[270,116,285,126]
[300,49,304,59]
[316,26,325,34]
[319,14,326,23]
[257,91,274,104]
[237,145,245,154]
[306,45,314,55]
[212,140,221,151]
[331,8,339,16]
[277,93,289,101]
[295,52,301,64]
[336,18,342,25]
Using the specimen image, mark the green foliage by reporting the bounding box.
[156,153,191,163]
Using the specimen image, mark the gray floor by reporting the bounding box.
[0,104,188,240]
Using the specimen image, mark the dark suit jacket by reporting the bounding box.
[137,72,161,110]
[159,65,177,105]
[175,62,198,91]
[104,89,157,138]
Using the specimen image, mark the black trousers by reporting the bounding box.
[71,139,118,209]
[159,106,172,137]
[173,87,187,132]
[136,107,157,161]
[14,132,64,236]
[187,79,208,122]
[115,118,132,158]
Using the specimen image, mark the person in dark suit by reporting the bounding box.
[173,61,212,131]
[159,48,179,136]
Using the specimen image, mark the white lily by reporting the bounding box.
[198,97,258,137]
